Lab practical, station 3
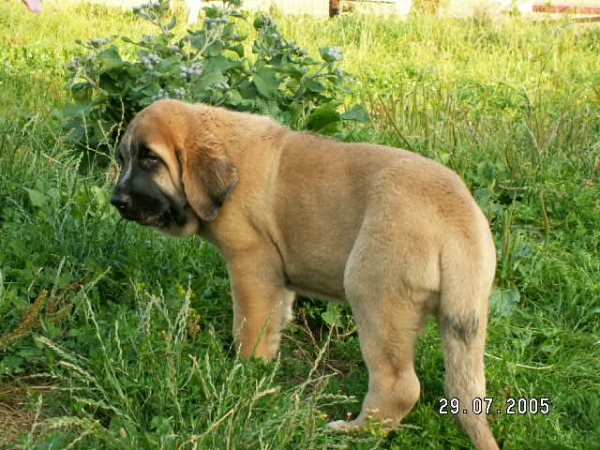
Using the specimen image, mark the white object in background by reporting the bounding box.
[187,0,201,24]
[516,2,534,14]
[396,0,413,17]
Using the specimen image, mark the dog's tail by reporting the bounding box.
[437,232,499,450]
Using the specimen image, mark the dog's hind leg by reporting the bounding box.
[328,215,439,429]
[335,253,433,428]
[349,292,430,427]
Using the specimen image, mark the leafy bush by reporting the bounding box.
[62,0,364,153]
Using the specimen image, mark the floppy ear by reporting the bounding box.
[179,142,239,222]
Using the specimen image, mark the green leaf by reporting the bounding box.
[165,15,177,31]
[341,104,370,122]
[223,89,246,107]
[490,287,520,318]
[477,160,498,187]
[96,46,126,75]
[196,71,228,91]
[121,36,141,46]
[203,54,241,74]
[24,188,47,209]
[321,303,341,327]
[154,57,181,77]
[306,78,326,94]
[206,40,225,57]
[306,106,341,132]
[253,67,279,100]
[274,64,302,79]
[229,44,245,57]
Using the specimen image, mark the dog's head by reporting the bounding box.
[110,99,239,237]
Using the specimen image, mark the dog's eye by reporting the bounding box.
[142,153,161,165]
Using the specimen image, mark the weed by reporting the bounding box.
[61,0,363,155]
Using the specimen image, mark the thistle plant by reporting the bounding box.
[62,0,364,154]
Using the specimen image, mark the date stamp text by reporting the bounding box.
[438,397,551,415]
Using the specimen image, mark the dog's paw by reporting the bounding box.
[327,420,359,431]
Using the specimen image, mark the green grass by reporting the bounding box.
[1,2,600,449]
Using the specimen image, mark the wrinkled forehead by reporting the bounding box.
[118,115,180,168]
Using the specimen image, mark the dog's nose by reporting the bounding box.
[110,192,132,212]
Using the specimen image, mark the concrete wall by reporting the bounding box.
[44,0,408,16]
[236,0,329,16]
[44,1,592,19]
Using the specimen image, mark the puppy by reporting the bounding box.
[111,99,499,450]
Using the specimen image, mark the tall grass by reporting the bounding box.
[32,282,379,449]
[1,2,599,449]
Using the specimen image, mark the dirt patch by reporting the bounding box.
[0,379,55,449]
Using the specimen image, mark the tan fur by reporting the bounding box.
[117,99,499,450]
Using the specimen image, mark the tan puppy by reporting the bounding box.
[111,99,499,450]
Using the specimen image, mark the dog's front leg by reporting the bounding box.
[226,255,294,360]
